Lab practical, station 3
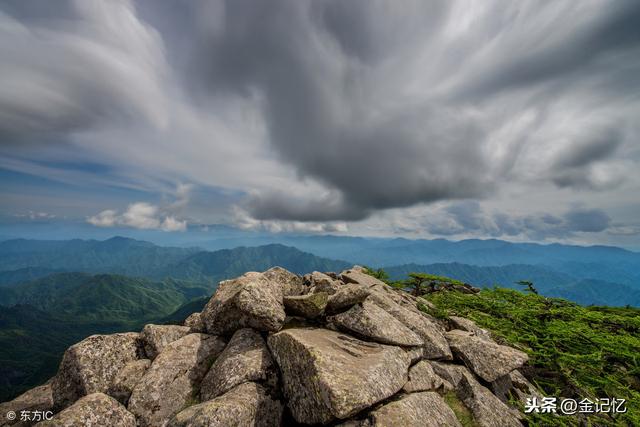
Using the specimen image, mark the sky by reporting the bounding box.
[1,0,639,248]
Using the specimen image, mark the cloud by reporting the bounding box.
[0,0,168,140]
[1,0,639,244]
[190,0,640,221]
[88,202,187,231]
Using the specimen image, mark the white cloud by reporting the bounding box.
[87,202,186,232]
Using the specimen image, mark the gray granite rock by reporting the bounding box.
[39,393,135,427]
[325,284,370,313]
[0,384,52,426]
[183,312,205,333]
[267,327,410,425]
[283,292,328,318]
[200,328,275,401]
[306,271,341,295]
[328,300,423,346]
[128,333,226,427]
[168,382,282,427]
[201,272,286,335]
[107,359,151,405]
[368,392,462,427]
[402,361,447,393]
[457,374,523,427]
[449,316,491,341]
[445,329,529,382]
[430,362,471,388]
[263,266,306,296]
[140,324,191,359]
[370,294,452,360]
[51,333,144,410]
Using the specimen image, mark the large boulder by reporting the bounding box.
[402,361,448,393]
[183,312,205,333]
[283,292,328,318]
[445,330,528,382]
[51,333,144,410]
[430,362,472,389]
[339,266,385,288]
[107,359,151,405]
[328,300,423,346]
[39,393,136,427]
[0,384,53,426]
[305,271,341,295]
[268,327,410,425]
[201,272,286,335]
[128,333,226,427]
[168,382,282,427]
[263,266,306,296]
[141,324,191,359]
[325,284,370,313]
[367,392,462,427]
[449,316,491,341]
[200,328,275,401]
[457,374,523,427]
[369,294,452,360]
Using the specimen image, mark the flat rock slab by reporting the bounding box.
[39,393,136,427]
[168,382,282,427]
[141,324,191,359]
[328,300,423,346]
[368,392,462,427]
[107,359,151,405]
[268,327,410,425]
[201,272,286,335]
[325,284,370,313]
[449,316,491,341]
[128,333,226,427]
[403,361,447,393]
[51,332,144,410]
[458,374,523,427]
[445,330,528,382]
[200,328,275,401]
[284,292,328,318]
[369,294,452,360]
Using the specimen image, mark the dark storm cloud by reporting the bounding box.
[189,0,640,222]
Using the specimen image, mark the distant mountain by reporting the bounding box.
[0,267,63,287]
[0,237,199,278]
[384,262,639,307]
[0,273,212,323]
[164,244,351,283]
[225,236,640,288]
[0,238,351,282]
[545,279,640,307]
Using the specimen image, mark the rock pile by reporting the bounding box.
[1,266,537,427]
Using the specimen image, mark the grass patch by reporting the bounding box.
[424,288,640,426]
[444,390,478,427]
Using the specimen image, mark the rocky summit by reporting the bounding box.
[1,266,536,427]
